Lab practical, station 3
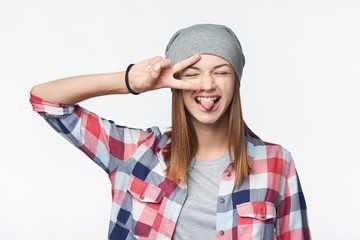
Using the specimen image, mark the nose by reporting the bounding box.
[200,75,216,91]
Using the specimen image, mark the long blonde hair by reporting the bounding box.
[163,78,260,187]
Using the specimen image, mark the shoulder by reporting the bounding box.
[246,133,292,162]
[142,127,171,153]
[246,133,294,177]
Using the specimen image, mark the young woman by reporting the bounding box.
[30,24,311,240]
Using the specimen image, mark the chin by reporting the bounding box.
[191,114,225,126]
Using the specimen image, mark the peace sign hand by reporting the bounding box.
[127,54,202,93]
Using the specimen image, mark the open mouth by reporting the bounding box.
[195,96,220,111]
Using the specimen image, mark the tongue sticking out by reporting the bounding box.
[200,100,215,111]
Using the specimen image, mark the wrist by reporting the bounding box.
[125,64,140,95]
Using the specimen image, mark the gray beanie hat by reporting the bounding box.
[165,24,245,85]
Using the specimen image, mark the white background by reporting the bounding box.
[1,0,360,239]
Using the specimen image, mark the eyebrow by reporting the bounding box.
[213,64,231,70]
[186,64,232,70]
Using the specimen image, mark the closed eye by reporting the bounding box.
[184,74,199,77]
[215,72,229,75]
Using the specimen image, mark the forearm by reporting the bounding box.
[30,71,129,105]
[30,54,202,105]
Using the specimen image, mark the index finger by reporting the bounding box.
[170,54,202,74]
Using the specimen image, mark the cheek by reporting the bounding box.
[226,87,235,98]
[218,82,234,95]
[180,91,193,107]
[221,77,235,94]
[218,82,235,105]
[181,90,192,98]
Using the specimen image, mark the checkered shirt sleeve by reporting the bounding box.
[30,93,159,174]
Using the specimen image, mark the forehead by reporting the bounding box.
[188,54,232,69]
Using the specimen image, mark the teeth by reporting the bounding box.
[196,97,218,102]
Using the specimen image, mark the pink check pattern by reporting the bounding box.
[30,93,311,240]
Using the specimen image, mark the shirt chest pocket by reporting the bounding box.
[122,174,165,238]
[236,201,277,240]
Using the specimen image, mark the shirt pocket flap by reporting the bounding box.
[236,201,276,221]
[126,174,165,203]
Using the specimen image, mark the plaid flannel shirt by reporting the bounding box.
[30,93,311,240]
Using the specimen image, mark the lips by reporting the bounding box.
[195,96,220,111]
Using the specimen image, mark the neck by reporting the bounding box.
[192,115,229,159]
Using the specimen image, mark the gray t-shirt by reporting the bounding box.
[172,152,231,240]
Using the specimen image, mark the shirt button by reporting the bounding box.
[220,198,225,203]
[261,212,265,219]
[140,193,145,200]
[219,230,225,236]
[226,171,231,177]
